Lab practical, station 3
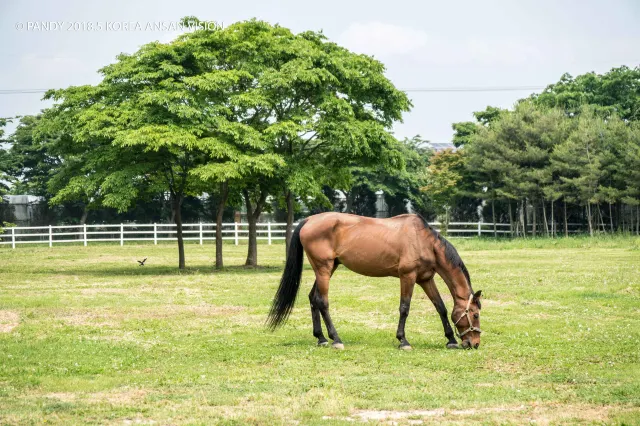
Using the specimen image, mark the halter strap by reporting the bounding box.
[454,294,481,338]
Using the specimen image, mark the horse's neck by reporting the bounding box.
[439,267,472,304]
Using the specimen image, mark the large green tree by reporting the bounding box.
[40,19,282,269]
[168,18,409,264]
[185,20,411,255]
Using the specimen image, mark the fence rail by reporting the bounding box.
[0,222,528,248]
[0,220,587,248]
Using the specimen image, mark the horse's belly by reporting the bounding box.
[337,251,400,278]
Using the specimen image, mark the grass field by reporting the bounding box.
[1,237,640,424]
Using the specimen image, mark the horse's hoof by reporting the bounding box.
[332,342,344,350]
[317,340,329,347]
[446,342,460,349]
[399,344,413,351]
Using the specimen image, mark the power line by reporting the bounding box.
[0,85,547,95]
[402,85,546,92]
[0,89,51,94]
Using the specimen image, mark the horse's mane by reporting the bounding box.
[416,214,478,307]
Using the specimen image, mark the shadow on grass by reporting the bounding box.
[20,264,285,277]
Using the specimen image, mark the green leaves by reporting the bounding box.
[534,66,640,121]
[30,16,412,268]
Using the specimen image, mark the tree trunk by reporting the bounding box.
[285,190,294,255]
[532,200,537,237]
[243,189,267,267]
[246,209,258,267]
[491,197,497,238]
[609,202,614,234]
[587,203,593,237]
[564,200,568,237]
[508,201,514,238]
[520,199,527,237]
[215,181,229,270]
[172,193,185,270]
[78,205,89,241]
[80,205,89,225]
[551,200,555,238]
[598,205,606,233]
[542,201,549,237]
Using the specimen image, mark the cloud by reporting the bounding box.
[338,21,428,57]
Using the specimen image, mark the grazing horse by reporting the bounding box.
[267,212,482,350]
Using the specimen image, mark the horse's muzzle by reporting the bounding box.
[461,340,480,349]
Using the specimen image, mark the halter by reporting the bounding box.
[454,294,482,338]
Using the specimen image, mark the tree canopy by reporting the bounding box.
[33,17,411,268]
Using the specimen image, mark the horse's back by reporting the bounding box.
[300,213,429,277]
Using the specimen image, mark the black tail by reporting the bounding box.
[267,219,308,329]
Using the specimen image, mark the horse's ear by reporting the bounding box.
[473,290,482,300]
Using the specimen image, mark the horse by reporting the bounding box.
[267,212,482,350]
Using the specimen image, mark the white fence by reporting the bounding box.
[0,221,521,248]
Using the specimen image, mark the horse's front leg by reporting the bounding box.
[418,278,458,349]
[396,274,416,350]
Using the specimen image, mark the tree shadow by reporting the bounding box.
[23,264,282,277]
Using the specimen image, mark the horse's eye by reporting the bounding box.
[473,313,479,319]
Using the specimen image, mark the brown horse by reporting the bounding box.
[267,212,482,350]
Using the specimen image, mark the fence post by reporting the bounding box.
[49,225,53,247]
[83,224,87,246]
[153,223,157,245]
[11,227,15,249]
[234,222,239,246]
[199,222,203,245]
[268,222,272,245]
[120,223,124,246]
[477,221,481,237]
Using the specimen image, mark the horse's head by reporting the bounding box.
[452,290,482,349]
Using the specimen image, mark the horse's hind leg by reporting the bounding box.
[418,279,458,349]
[311,260,344,350]
[309,282,328,346]
[396,274,416,350]
[309,263,339,347]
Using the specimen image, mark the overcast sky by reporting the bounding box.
[1,0,639,142]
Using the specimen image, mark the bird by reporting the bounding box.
[137,258,147,266]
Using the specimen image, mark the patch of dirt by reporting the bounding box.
[43,388,148,405]
[326,403,636,424]
[86,388,148,405]
[58,312,117,327]
[80,288,130,296]
[0,310,20,333]
[350,405,524,422]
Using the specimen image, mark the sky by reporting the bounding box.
[1,0,639,143]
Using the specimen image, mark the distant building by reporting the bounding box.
[426,141,455,151]
[1,195,45,226]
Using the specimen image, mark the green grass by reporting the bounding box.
[1,237,639,424]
